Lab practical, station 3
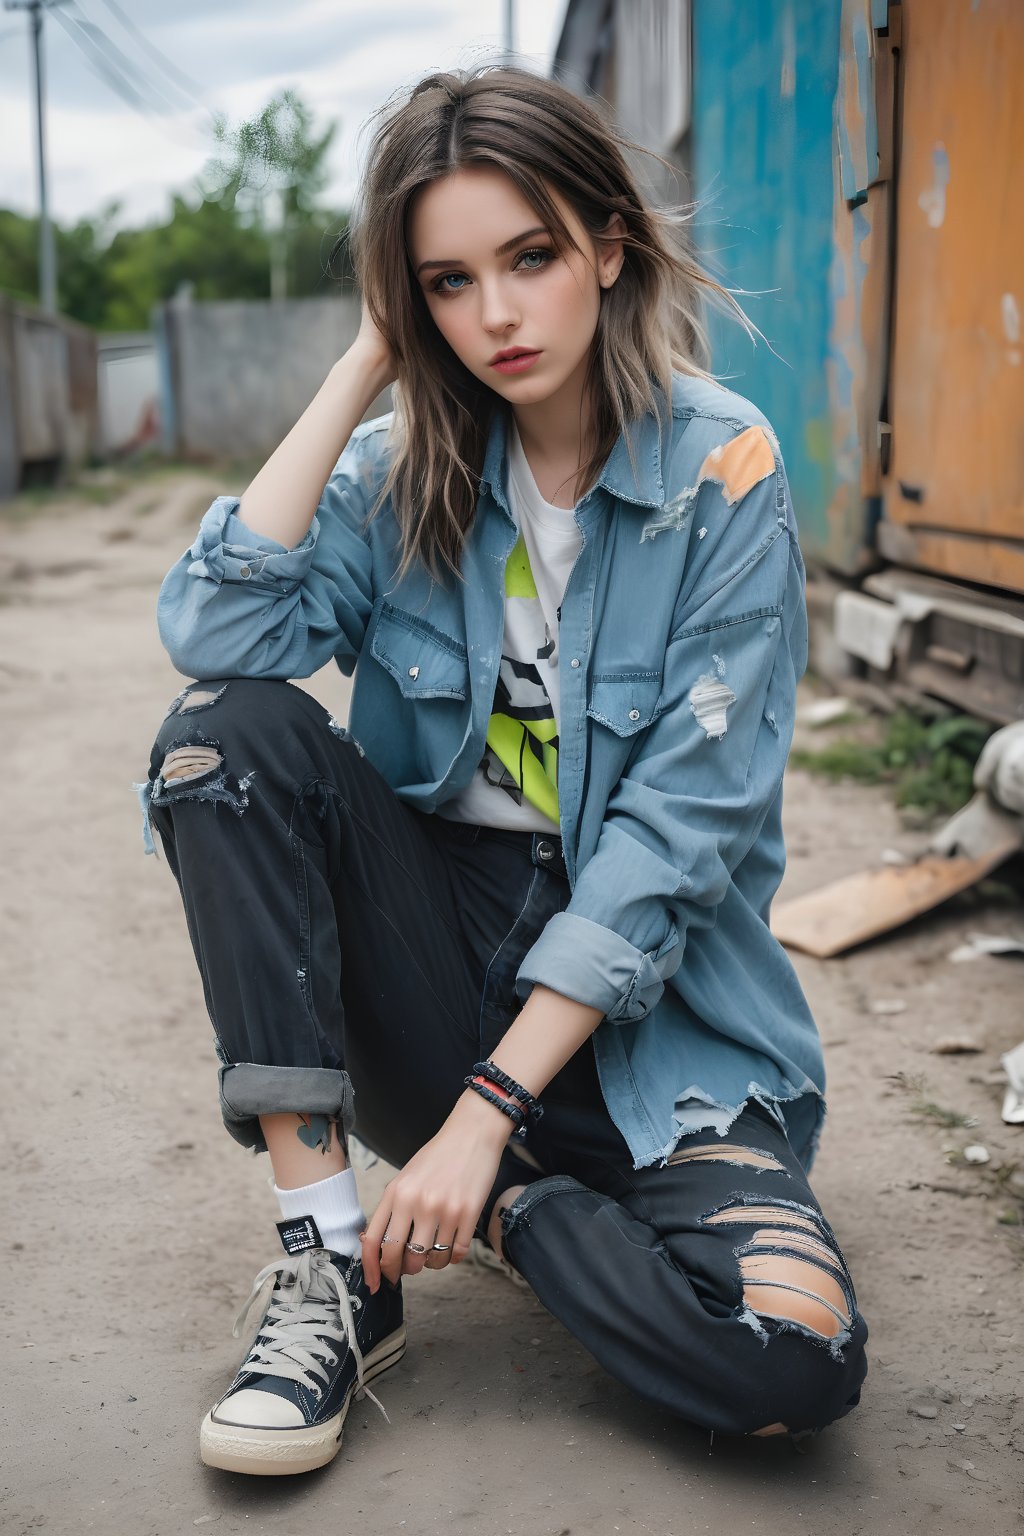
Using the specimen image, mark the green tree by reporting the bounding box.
[0,87,352,327]
[204,87,346,298]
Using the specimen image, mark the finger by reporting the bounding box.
[448,1217,475,1267]
[360,1193,393,1293]
[422,1221,456,1271]
[399,1215,440,1279]
[378,1206,413,1287]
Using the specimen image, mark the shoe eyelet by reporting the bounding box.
[312,1386,322,1400]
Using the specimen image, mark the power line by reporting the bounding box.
[48,0,211,148]
[90,0,205,110]
[55,1,194,118]
[49,4,154,115]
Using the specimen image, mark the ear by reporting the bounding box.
[597,213,627,289]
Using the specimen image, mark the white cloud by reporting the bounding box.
[0,0,567,228]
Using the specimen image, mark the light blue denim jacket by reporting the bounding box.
[158,371,825,1170]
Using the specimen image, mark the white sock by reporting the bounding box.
[274,1167,365,1259]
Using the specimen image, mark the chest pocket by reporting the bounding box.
[370,601,469,701]
[587,671,664,736]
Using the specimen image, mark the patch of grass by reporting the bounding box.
[911,1098,979,1130]
[0,478,129,522]
[791,709,992,819]
[887,1070,979,1129]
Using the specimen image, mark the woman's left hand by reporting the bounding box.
[360,1091,513,1292]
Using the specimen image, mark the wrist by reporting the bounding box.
[450,1086,520,1144]
[337,340,395,398]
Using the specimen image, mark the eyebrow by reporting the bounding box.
[415,226,550,277]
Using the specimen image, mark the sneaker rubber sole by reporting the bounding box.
[466,1236,531,1291]
[199,1323,407,1476]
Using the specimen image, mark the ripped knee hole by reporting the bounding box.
[160,745,223,783]
[667,1143,786,1174]
[703,1199,856,1344]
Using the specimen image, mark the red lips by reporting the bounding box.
[489,347,539,364]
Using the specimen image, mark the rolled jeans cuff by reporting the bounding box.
[218,1062,355,1153]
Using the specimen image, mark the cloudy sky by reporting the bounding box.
[0,0,568,228]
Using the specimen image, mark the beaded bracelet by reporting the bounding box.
[471,1059,544,1124]
[463,1074,529,1138]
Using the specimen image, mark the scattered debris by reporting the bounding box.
[800,696,859,728]
[948,932,1024,963]
[974,720,1024,816]
[962,1145,991,1165]
[773,792,1023,958]
[930,1035,983,1055]
[909,1404,938,1419]
[1001,1042,1024,1126]
[869,998,907,1016]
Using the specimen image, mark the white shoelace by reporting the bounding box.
[231,1250,389,1422]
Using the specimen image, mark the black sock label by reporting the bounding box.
[276,1215,324,1255]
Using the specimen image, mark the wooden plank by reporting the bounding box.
[876,523,1024,597]
[772,844,1021,958]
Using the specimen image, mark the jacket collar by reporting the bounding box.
[480,398,666,515]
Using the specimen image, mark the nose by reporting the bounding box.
[479,277,519,337]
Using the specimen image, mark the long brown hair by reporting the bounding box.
[345,64,753,583]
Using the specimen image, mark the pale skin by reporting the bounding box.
[171,164,623,1280]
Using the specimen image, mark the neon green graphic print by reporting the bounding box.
[482,534,560,823]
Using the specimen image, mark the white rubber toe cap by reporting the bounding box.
[212,1389,306,1429]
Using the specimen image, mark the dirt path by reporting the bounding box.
[2,469,1021,1535]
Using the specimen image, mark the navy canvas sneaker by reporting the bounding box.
[200,1243,405,1476]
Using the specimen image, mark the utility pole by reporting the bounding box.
[5,0,66,314]
[503,0,515,60]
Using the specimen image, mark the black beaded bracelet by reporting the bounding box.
[463,1075,529,1138]
[471,1059,544,1123]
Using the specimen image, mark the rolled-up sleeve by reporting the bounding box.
[182,498,318,591]
[516,453,807,1023]
[157,424,382,681]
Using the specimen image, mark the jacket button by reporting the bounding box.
[628,709,641,721]
[570,657,580,668]
[239,565,252,579]
[408,666,420,680]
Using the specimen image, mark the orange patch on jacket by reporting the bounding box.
[697,426,776,506]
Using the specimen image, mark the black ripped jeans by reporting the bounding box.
[144,678,868,1437]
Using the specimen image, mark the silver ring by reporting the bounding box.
[430,1242,451,1253]
[404,1241,428,1254]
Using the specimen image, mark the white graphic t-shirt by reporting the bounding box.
[440,420,583,833]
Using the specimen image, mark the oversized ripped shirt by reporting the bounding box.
[157,370,826,1171]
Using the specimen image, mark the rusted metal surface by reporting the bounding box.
[821,0,898,573]
[882,0,1023,582]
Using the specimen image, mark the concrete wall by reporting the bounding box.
[96,332,160,456]
[159,293,392,462]
[0,295,98,496]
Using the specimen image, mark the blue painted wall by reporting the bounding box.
[689,0,844,561]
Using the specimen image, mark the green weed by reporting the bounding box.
[791,710,992,818]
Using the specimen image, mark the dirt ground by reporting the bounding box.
[2,466,1022,1536]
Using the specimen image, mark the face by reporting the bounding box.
[407,165,624,414]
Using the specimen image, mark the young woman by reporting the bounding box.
[142,65,868,1476]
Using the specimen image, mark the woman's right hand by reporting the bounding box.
[351,293,397,388]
